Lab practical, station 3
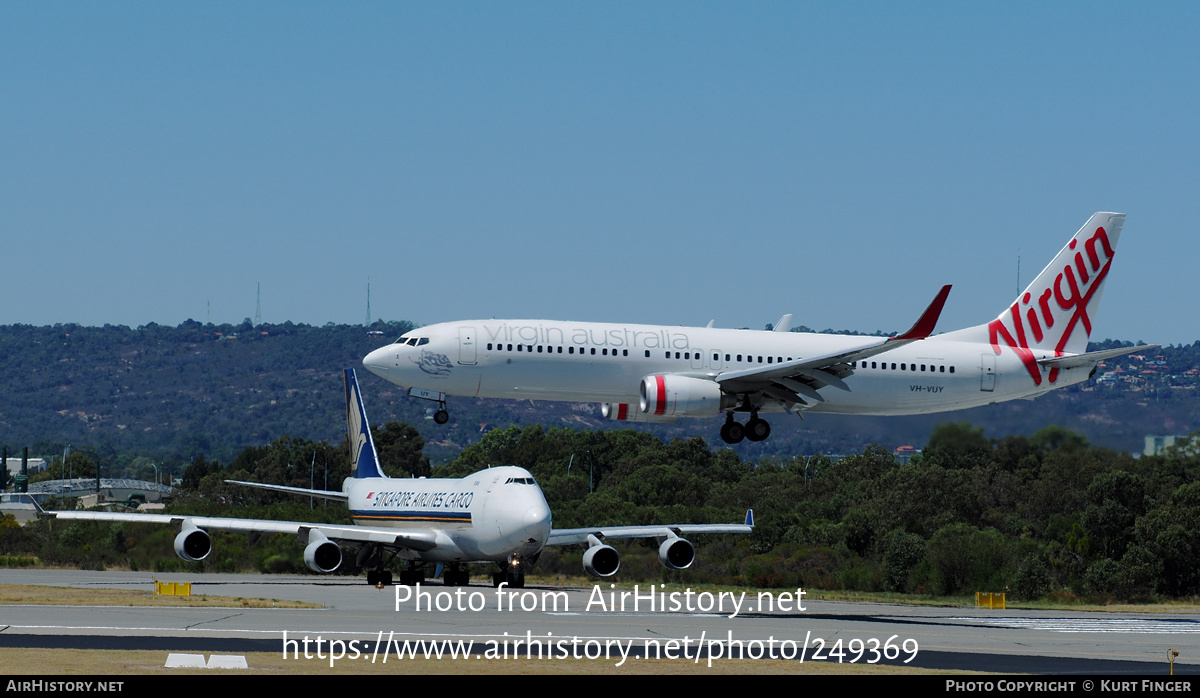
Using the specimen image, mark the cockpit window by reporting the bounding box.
[504,477,537,485]
[417,338,429,346]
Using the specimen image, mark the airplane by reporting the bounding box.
[44,370,753,588]
[364,212,1156,445]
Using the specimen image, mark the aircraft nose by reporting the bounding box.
[362,346,392,381]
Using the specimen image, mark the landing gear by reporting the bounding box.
[745,416,771,442]
[359,543,396,586]
[399,568,426,586]
[366,569,393,586]
[720,414,745,444]
[720,412,770,444]
[434,409,450,424]
[443,564,470,587]
[492,555,527,588]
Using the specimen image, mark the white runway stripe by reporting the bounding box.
[955,617,1200,634]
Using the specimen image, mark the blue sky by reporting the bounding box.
[2,3,1196,344]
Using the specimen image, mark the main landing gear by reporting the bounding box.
[720,412,770,444]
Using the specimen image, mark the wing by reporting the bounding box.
[46,510,437,551]
[717,285,951,408]
[547,509,754,546]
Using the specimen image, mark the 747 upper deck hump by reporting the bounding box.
[364,213,1155,444]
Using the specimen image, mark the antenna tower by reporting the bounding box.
[255,283,262,325]
[365,277,371,326]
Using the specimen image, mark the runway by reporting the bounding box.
[1,570,1196,674]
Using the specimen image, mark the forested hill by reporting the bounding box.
[0,321,1196,465]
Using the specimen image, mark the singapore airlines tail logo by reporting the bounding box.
[344,370,380,478]
[988,225,1115,386]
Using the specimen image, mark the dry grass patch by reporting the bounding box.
[0,584,318,608]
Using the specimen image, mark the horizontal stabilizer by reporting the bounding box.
[1037,345,1160,370]
[226,480,348,502]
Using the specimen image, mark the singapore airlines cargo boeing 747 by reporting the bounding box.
[48,370,753,587]
[364,213,1154,444]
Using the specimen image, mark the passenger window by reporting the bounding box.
[891,363,896,370]
[939,365,944,373]
[645,350,650,358]
[590,348,596,355]
[767,356,773,364]
[901,363,906,370]
[950,366,955,373]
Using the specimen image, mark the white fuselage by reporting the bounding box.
[363,320,1092,418]
[344,465,552,563]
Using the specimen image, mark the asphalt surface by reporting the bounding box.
[1,570,1196,674]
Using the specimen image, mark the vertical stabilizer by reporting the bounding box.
[952,212,1125,386]
[345,369,385,479]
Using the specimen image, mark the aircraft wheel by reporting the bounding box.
[720,421,745,444]
[746,418,771,442]
[381,570,393,586]
[366,569,378,585]
[505,568,525,589]
[434,410,450,424]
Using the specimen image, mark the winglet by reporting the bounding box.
[745,509,754,527]
[345,368,385,479]
[891,285,952,341]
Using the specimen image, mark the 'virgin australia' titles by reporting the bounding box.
[364,213,1155,445]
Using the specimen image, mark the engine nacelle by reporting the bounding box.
[582,541,621,577]
[173,520,211,562]
[600,402,678,423]
[303,530,343,573]
[639,375,735,418]
[658,536,695,570]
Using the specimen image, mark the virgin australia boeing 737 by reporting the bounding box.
[46,370,752,587]
[364,213,1154,444]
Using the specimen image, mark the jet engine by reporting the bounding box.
[658,535,695,570]
[639,375,736,418]
[600,402,678,423]
[582,535,620,577]
[173,520,212,562]
[303,530,343,573]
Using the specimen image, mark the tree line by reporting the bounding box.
[4,421,1197,602]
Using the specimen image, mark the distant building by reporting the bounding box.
[1144,434,1198,457]
[5,457,45,478]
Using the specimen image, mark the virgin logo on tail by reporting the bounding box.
[988,226,1115,386]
